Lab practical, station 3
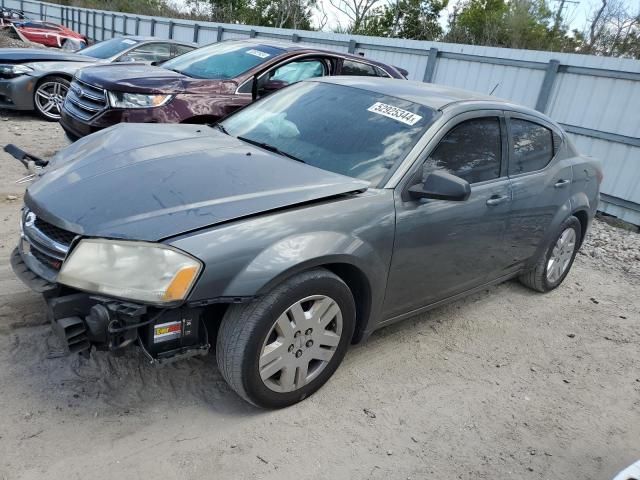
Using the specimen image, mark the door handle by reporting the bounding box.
[554,179,571,188]
[486,194,509,206]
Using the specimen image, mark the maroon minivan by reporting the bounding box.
[59,39,406,139]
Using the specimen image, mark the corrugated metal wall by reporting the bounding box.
[4,0,640,224]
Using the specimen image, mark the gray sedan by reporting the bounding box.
[10,77,601,408]
[0,36,196,120]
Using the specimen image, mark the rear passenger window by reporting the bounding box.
[424,117,502,184]
[509,119,554,175]
[342,60,377,76]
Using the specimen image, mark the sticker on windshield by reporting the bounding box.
[122,39,136,45]
[246,49,271,59]
[367,102,422,126]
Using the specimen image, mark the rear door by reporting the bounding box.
[382,111,513,319]
[503,114,573,265]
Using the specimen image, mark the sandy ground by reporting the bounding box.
[0,111,638,480]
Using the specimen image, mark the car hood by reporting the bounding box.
[76,64,193,93]
[0,48,92,63]
[25,124,369,242]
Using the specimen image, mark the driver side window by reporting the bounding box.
[269,59,326,84]
[122,43,171,63]
[423,117,502,184]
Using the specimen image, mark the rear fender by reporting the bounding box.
[525,197,573,268]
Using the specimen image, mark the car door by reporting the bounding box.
[382,112,514,319]
[503,114,573,265]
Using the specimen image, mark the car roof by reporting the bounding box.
[216,39,399,71]
[115,35,197,46]
[312,76,512,110]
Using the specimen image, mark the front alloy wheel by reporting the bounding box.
[34,77,69,121]
[217,269,355,408]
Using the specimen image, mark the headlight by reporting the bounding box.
[0,64,33,78]
[57,239,202,304]
[107,91,173,109]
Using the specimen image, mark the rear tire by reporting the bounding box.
[519,215,582,293]
[34,76,69,121]
[216,269,355,408]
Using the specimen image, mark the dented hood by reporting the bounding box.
[25,124,368,241]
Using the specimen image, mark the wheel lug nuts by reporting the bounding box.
[305,328,313,335]
[294,331,301,338]
[295,349,303,358]
[288,344,294,353]
[306,340,313,348]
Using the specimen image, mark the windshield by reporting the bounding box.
[79,38,139,59]
[220,82,439,185]
[161,41,284,80]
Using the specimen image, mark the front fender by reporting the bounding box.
[224,231,384,297]
[170,191,396,323]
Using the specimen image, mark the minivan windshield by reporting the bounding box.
[161,41,284,79]
[220,81,439,186]
[79,37,140,59]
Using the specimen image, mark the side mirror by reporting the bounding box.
[253,77,288,100]
[261,79,288,94]
[408,170,471,201]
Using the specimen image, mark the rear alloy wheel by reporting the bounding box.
[519,215,582,292]
[34,77,69,121]
[216,269,355,408]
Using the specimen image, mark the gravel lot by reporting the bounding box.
[0,111,638,480]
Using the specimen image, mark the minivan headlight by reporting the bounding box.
[57,239,202,304]
[107,91,173,109]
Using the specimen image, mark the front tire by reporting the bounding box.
[519,215,582,292]
[34,76,69,121]
[216,269,355,408]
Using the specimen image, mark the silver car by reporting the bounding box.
[9,77,602,408]
[0,36,196,120]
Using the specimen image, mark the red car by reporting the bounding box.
[12,20,87,49]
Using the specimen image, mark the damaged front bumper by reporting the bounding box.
[11,246,210,364]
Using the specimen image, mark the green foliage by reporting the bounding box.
[52,0,639,58]
[358,0,447,40]
[444,0,582,52]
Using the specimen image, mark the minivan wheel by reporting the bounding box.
[34,76,69,121]
[519,215,582,293]
[216,269,355,408]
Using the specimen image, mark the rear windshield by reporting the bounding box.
[161,42,284,80]
[79,38,139,59]
[220,81,439,186]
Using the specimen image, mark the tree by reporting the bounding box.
[582,0,640,58]
[327,0,384,33]
[444,0,580,51]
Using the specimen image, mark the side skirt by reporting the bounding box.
[370,270,521,334]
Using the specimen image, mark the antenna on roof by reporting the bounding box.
[489,83,500,95]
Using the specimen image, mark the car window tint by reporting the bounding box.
[79,38,140,59]
[270,60,325,84]
[126,43,172,62]
[221,82,439,186]
[162,42,284,80]
[174,44,195,56]
[510,119,554,175]
[342,60,377,76]
[424,117,502,184]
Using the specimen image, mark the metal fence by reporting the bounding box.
[4,0,640,224]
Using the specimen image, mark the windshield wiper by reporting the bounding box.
[214,123,229,135]
[236,136,305,163]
